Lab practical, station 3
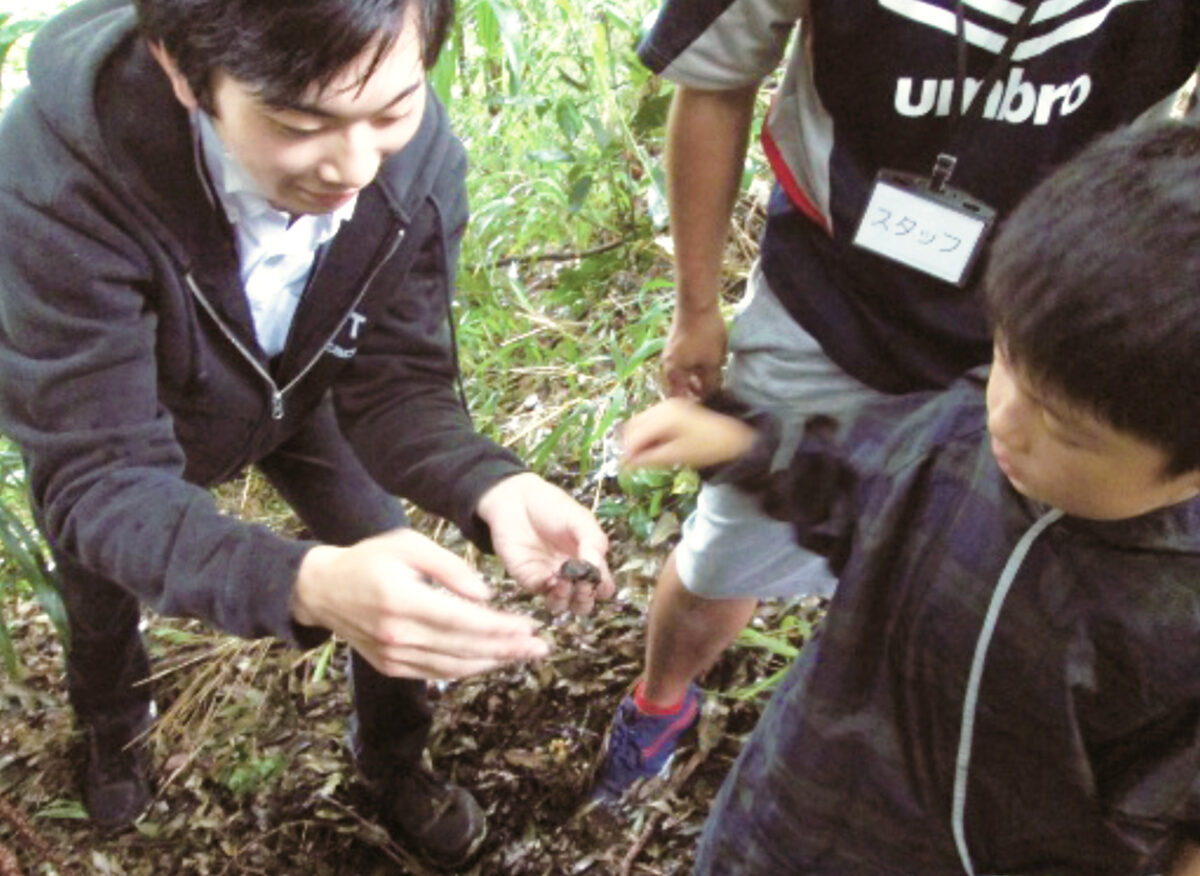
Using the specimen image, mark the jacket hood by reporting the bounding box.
[24,0,454,238]
[24,0,134,170]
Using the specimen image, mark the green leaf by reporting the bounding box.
[134,820,163,838]
[36,799,89,820]
[527,147,572,163]
[582,388,625,454]
[0,495,66,651]
[0,14,46,76]
[582,113,613,150]
[735,625,800,659]
[554,97,583,144]
[671,467,700,496]
[0,615,19,679]
[630,92,672,137]
[147,627,209,645]
[593,499,630,522]
[473,0,503,61]
[308,638,336,686]
[530,408,580,470]
[567,173,592,213]
[615,335,664,380]
[428,31,458,105]
[725,663,793,701]
[644,166,669,228]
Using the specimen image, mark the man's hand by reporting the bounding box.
[657,84,755,400]
[621,398,756,470]
[292,528,549,679]
[476,472,614,615]
[661,303,727,400]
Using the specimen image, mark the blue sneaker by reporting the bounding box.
[590,683,702,802]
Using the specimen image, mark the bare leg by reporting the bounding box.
[641,549,758,706]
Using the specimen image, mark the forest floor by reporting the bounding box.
[0,488,821,876]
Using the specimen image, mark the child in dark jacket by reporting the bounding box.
[620,120,1200,876]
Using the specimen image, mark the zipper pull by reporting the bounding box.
[271,390,284,420]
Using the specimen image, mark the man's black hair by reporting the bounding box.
[134,0,454,114]
[986,120,1200,474]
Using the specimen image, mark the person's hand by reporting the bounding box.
[475,472,614,615]
[621,398,756,470]
[292,528,549,679]
[1168,840,1200,876]
[660,303,726,400]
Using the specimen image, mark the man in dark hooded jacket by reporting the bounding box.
[0,0,612,869]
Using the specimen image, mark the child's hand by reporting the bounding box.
[620,399,758,470]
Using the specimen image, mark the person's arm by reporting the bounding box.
[660,84,758,399]
[620,398,759,470]
[335,133,527,549]
[0,164,318,648]
[335,129,613,614]
[291,528,550,678]
[621,396,858,574]
[1167,773,1200,876]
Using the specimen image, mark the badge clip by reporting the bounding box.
[930,153,957,194]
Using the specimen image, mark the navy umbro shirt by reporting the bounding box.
[639,0,1200,391]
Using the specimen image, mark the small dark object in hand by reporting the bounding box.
[559,559,600,584]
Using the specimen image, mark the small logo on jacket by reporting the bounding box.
[324,310,368,359]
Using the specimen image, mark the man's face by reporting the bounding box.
[154,8,427,215]
[985,342,1200,520]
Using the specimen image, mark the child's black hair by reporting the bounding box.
[134,0,453,114]
[986,120,1200,474]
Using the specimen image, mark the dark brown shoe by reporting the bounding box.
[374,766,487,871]
[82,714,153,832]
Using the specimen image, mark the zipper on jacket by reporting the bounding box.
[951,507,1063,876]
[185,273,285,419]
[184,226,406,422]
[275,227,406,405]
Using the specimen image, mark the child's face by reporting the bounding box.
[154,7,426,216]
[986,343,1200,520]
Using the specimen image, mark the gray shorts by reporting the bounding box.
[675,263,889,600]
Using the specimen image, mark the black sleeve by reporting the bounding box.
[700,391,858,575]
[334,144,526,551]
[0,107,314,648]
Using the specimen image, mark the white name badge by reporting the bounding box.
[853,171,996,287]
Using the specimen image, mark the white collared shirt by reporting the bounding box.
[196,113,358,357]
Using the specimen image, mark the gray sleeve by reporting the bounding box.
[638,0,808,90]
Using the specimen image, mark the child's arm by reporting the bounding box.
[622,399,857,572]
[621,398,758,470]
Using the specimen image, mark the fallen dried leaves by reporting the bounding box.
[0,543,822,875]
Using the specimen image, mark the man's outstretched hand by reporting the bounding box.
[292,528,550,679]
[476,472,615,615]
